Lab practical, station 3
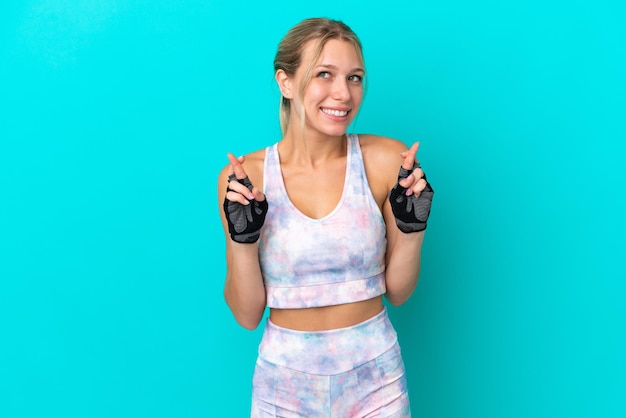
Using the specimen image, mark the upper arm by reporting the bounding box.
[360,134,410,209]
[359,134,414,255]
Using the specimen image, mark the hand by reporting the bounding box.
[223,153,268,243]
[388,142,434,233]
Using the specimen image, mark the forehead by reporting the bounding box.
[301,38,363,68]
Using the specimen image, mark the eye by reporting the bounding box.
[348,74,363,83]
[317,71,331,79]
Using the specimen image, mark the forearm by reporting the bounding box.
[384,230,424,306]
[224,243,267,329]
[218,156,269,329]
[381,140,432,306]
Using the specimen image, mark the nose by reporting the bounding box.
[331,79,350,102]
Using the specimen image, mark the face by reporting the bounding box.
[285,38,365,138]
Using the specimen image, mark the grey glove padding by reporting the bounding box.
[223,175,268,243]
[389,163,434,233]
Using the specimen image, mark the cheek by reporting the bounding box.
[304,85,326,106]
[350,87,364,107]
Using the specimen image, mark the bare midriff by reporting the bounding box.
[269,295,384,331]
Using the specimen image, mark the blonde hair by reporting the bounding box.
[273,18,366,134]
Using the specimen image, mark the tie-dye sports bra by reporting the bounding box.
[258,134,387,309]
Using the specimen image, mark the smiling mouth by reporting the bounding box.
[321,107,349,117]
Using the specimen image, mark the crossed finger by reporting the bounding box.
[399,142,427,196]
[225,153,254,204]
[227,153,247,179]
[401,142,420,171]
[225,153,268,205]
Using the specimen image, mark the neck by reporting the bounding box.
[279,128,348,167]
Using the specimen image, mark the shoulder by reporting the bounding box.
[358,133,409,153]
[355,134,410,202]
[357,134,409,172]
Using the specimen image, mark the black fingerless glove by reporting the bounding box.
[389,163,434,233]
[223,175,268,243]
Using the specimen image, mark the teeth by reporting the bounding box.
[322,108,348,117]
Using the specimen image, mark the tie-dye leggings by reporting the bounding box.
[251,308,411,417]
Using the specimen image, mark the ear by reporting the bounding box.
[275,69,293,99]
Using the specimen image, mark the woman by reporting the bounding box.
[217,17,433,417]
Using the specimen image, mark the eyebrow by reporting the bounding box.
[316,64,365,73]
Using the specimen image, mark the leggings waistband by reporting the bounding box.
[258,308,398,375]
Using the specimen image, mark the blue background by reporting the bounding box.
[1,1,624,417]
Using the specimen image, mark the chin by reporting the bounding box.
[320,123,352,138]
[306,118,353,138]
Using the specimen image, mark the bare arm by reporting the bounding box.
[370,141,431,306]
[383,205,425,306]
[218,153,267,329]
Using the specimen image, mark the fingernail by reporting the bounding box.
[405,189,413,196]
[248,193,255,200]
[243,199,250,205]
